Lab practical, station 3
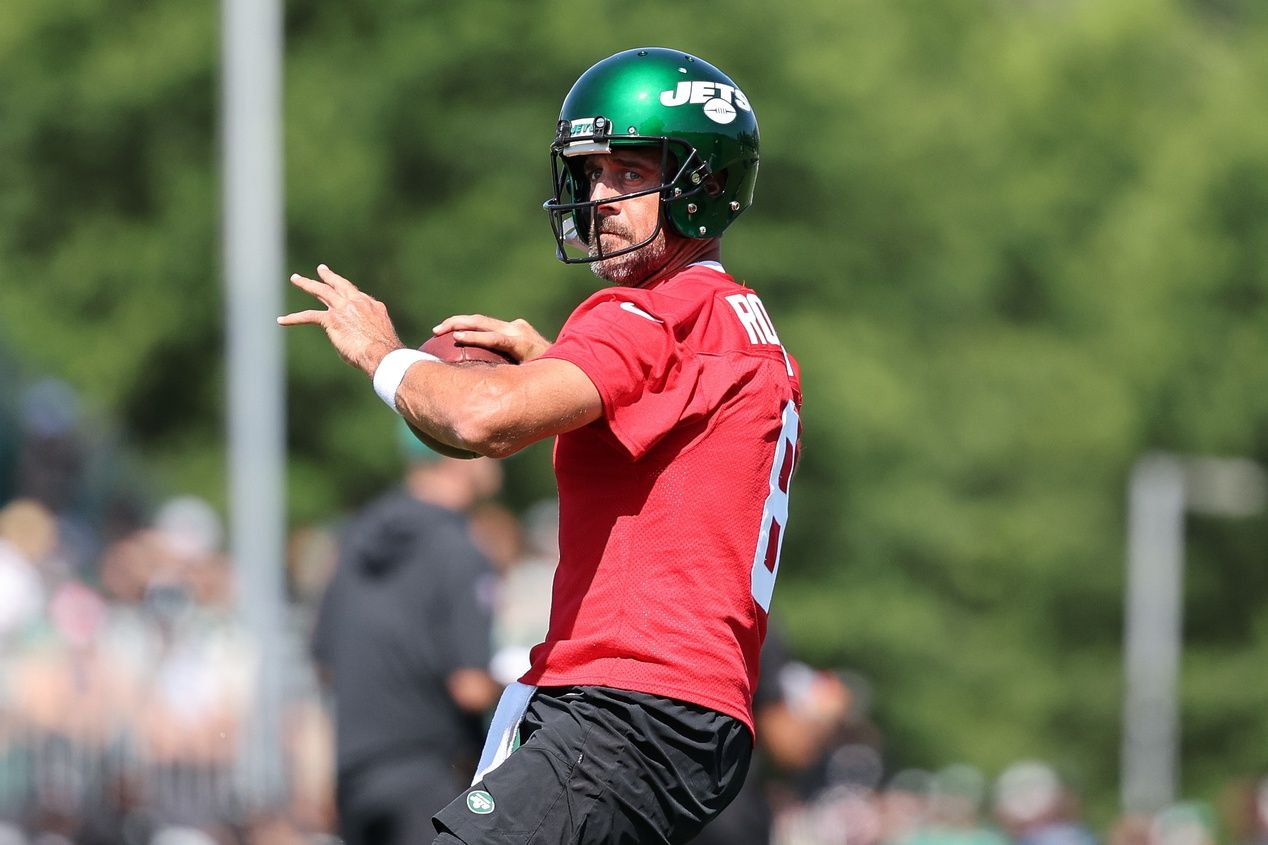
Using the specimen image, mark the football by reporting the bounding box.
[407,331,516,460]
[419,331,517,365]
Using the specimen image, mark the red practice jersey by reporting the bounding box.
[523,262,803,734]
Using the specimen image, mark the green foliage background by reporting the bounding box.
[3,0,1267,823]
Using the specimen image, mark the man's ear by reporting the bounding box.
[704,171,727,197]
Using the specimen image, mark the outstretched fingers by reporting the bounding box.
[281,265,361,325]
[288,272,338,305]
[279,273,333,326]
[317,263,359,296]
[277,309,327,327]
[278,265,405,374]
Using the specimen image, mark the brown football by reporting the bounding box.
[407,331,516,460]
[419,331,517,365]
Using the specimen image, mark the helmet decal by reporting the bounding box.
[561,117,612,156]
[703,99,737,125]
[658,81,753,117]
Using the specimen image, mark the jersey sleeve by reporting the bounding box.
[542,294,734,459]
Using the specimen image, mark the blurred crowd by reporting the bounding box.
[0,377,1266,845]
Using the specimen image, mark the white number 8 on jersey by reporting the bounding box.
[751,400,800,612]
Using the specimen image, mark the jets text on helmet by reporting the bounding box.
[659,81,752,112]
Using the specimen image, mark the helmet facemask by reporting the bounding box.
[543,117,711,265]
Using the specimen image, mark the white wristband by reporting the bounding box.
[372,348,438,411]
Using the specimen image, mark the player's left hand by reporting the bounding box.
[278,264,404,375]
[431,314,553,363]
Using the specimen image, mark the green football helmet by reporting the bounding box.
[543,47,760,264]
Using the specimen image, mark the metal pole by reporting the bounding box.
[222,0,286,808]
[1121,454,1186,813]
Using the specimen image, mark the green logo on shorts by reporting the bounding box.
[467,790,495,814]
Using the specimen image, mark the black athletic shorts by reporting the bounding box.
[432,685,752,845]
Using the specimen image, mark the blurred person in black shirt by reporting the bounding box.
[312,434,502,845]
[692,625,856,845]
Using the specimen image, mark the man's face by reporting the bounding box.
[582,147,672,285]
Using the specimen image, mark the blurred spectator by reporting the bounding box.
[1106,814,1153,845]
[1151,803,1216,845]
[993,761,1097,845]
[766,657,856,784]
[281,696,337,837]
[14,381,83,517]
[9,582,129,838]
[1251,778,1268,845]
[879,770,937,845]
[311,437,502,845]
[126,498,251,833]
[466,501,523,577]
[0,500,50,641]
[697,626,858,845]
[1219,776,1268,845]
[898,765,1009,845]
[481,499,558,686]
[286,525,340,613]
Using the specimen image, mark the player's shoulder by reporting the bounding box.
[577,263,744,323]
[654,262,747,299]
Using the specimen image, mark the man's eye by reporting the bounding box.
[623,170,643,183]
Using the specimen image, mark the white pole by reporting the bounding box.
[1121,453,1186,814]
[222,0,286,808]
[1120,454,1266,814]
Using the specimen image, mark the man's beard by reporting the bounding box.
[588,217,669,286]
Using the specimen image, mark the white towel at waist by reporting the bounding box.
[472,681,536,784]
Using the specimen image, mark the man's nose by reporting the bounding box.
[590,174,620,210]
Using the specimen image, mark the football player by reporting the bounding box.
[281,46,802,845]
